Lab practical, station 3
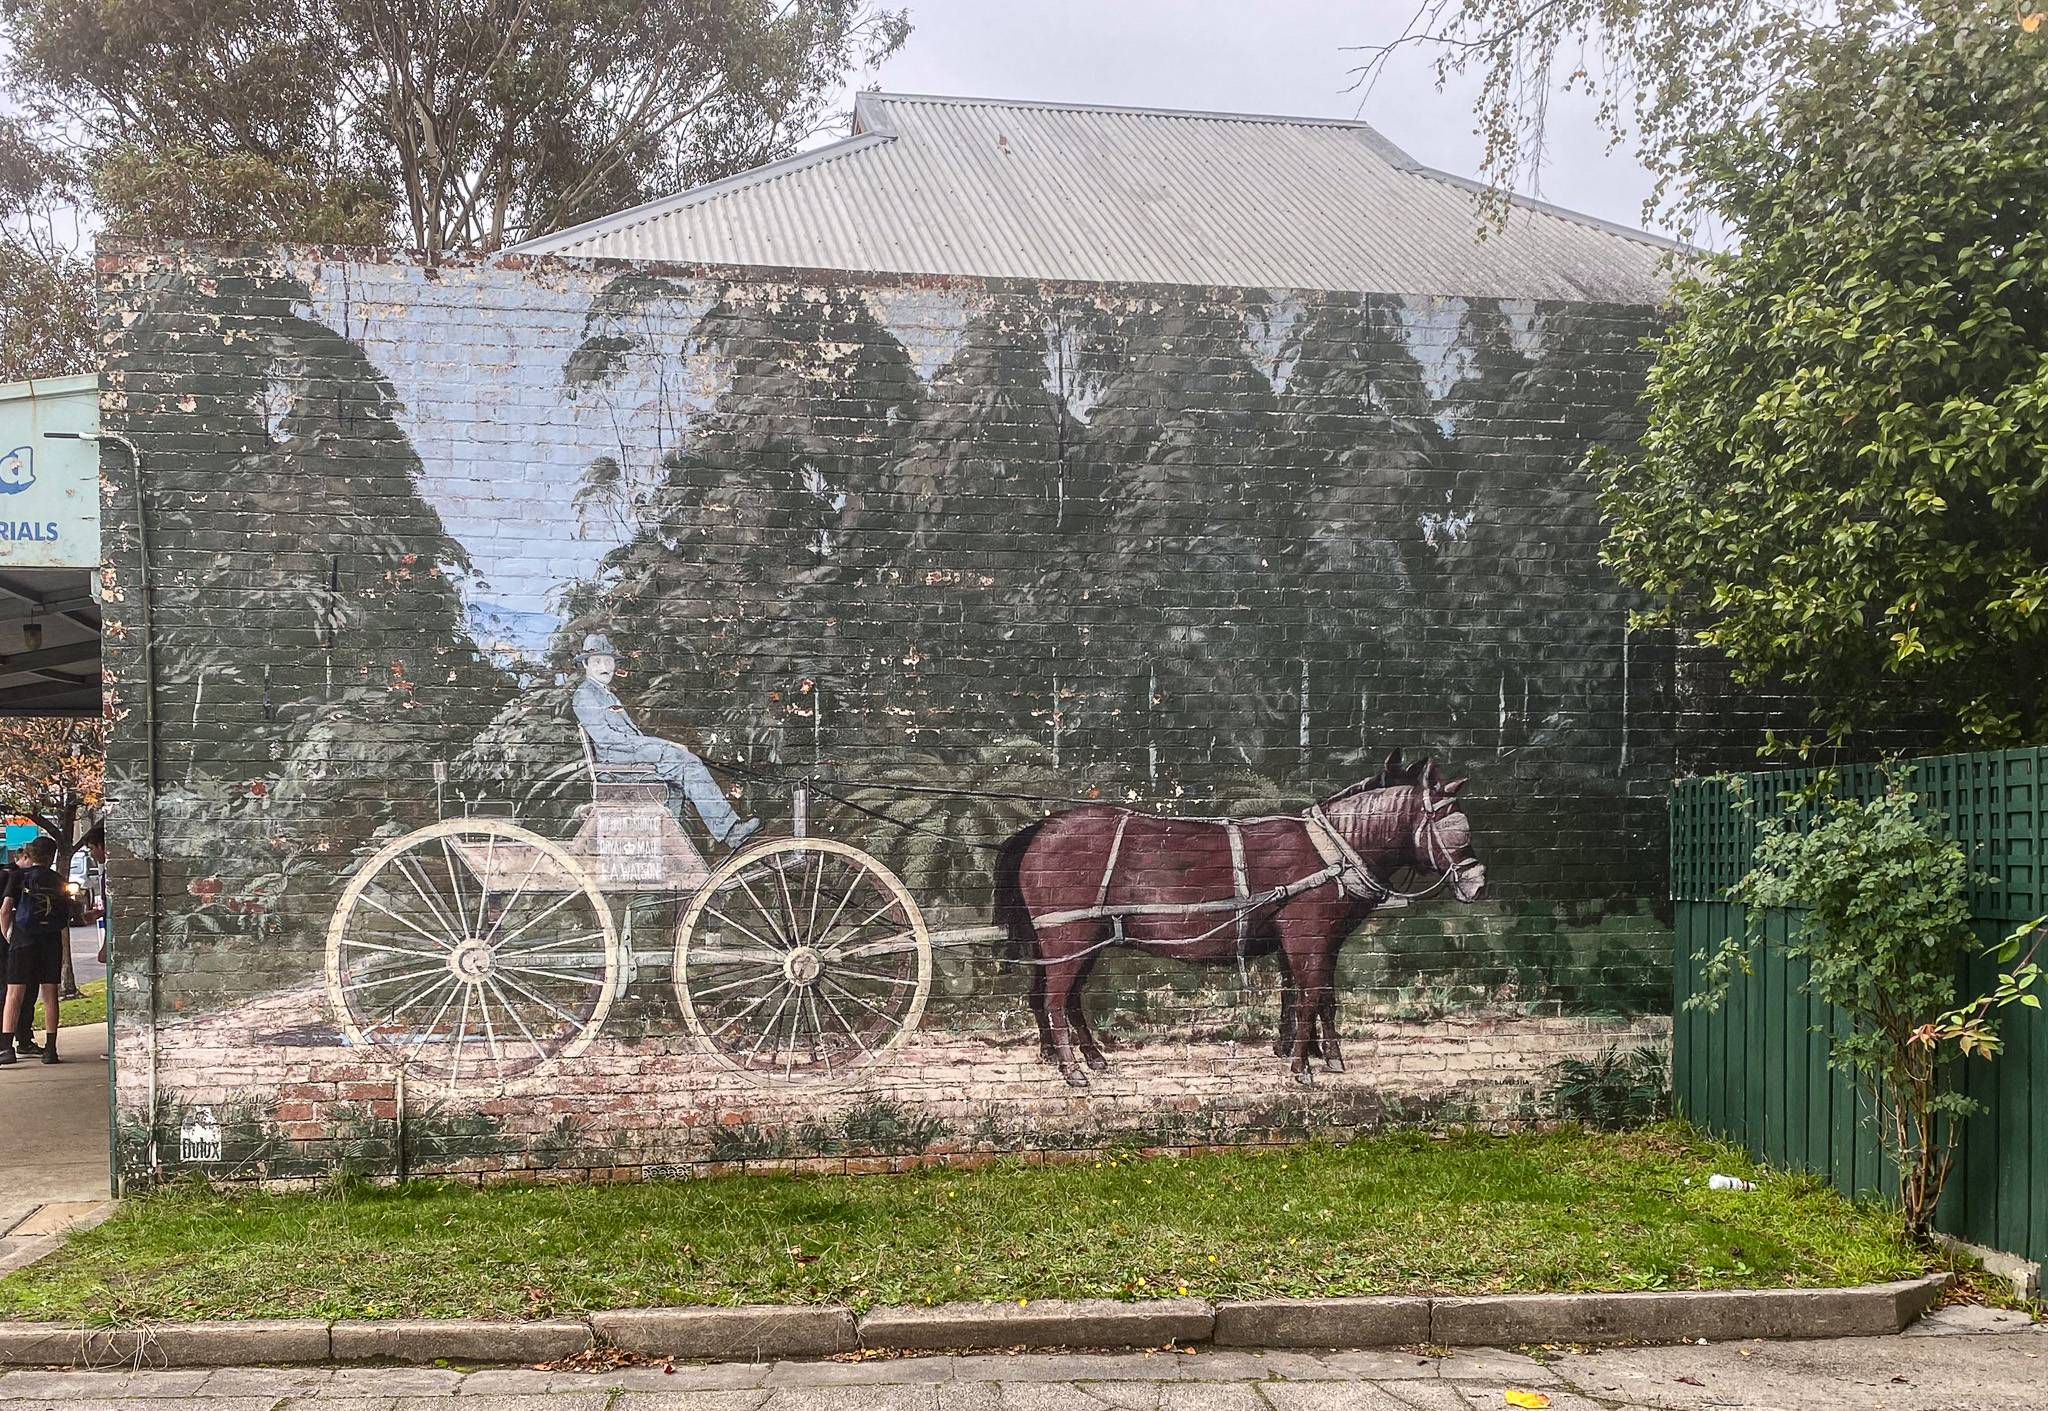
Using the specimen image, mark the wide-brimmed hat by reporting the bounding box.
[575,632,621,661]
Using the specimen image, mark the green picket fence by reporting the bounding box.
[1671,748,2048,1266]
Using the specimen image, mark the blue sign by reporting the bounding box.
[3,824,40,851]
[0,373,98,568]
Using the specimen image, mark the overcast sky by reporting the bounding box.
[855,0,1666,238]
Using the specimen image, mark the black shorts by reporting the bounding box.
[6,932,63,987]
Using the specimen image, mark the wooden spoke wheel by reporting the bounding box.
[674,838,931,1085]
[324,819,620,1088]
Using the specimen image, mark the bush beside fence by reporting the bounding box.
[1671,748,2048,1267]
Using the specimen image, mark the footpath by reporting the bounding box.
[0,931,114,1273]
[0,957,111,1279]
[0,1309,2038,1410]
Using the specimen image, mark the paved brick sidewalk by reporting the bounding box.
[0,1315,2039,1411]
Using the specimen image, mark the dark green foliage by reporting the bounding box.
[1700,778,1980,1236]
[1593,8,2048,747]
[565,281,923,772]
[793,1119,843,1156]
[715,1097,951,1161]
[558,272,1669,853]
[446,686,589,834]
[819,738,1064,925]
[1547,1046,1672,1130]
[116,1096,509,1187]
[532,1116,596,1171]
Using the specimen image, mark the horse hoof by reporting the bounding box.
[1085,1053,1110,1073]
[1325,1058,1346,1074]
[1291,1067,1315,1087]
[1061,1067,1090,1089]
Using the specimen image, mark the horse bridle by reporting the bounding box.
[1310,788,1479,902]
[1418,800,1483,881]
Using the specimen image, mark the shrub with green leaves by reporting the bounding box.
[1592,8,2048,746]
[1698,779,1976,1237]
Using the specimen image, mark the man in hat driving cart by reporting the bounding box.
[572,633,762,850]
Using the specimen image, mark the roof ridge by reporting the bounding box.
[867,89,1410,139]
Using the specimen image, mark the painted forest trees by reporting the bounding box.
[563,282,921,783]
[1083,300,1295,783]
[535,271,1654,835]
[103,260,508,953]
[1472,304,1670,895]
[885,293,1078,758]
[1279,294,1454,760]
[450,264,1665,956]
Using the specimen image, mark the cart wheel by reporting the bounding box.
[674,838,930,1084]
[325,819,619,1088]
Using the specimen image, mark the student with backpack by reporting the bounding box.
[0,837,74,1065]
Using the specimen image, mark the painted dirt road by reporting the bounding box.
[124,975,1664,1181]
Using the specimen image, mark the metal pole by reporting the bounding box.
[53,429,157,1186]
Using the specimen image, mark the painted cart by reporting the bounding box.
[323,753,935,1089]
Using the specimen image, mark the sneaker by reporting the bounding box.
[13,1035,41,1055]
[724,817,763,851]
[39,1041,56,1065]
[0,1046,18,1067]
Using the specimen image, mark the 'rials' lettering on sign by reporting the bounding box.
[0,522,61,542]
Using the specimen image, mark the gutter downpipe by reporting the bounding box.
[51,428,155,1192]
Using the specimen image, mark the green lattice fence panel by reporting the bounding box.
[1671,747,2048,1267]
[1912,750,2046,923]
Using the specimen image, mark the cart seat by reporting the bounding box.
[579,729,665,802]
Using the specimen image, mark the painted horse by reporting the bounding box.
[991,752,1486,1085]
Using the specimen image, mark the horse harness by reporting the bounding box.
[1025,802,1463,969]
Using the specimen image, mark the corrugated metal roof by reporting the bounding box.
[514,92,1677,303]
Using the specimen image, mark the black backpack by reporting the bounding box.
[13,867,66,940]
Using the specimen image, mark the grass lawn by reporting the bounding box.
[55,980,104,1030]
[0,1123,1935,1324]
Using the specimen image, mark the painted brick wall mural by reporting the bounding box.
[99,244,1676,1185]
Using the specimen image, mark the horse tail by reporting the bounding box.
[991,819,1046,963]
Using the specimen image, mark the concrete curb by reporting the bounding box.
[858,1297,1213,1352]
[0,1274,1952,1368]
[1429,1276,1950,1346]
[330,1317,593,1364]
[591,1306,856,1360]
[1213,1296,1431,1348]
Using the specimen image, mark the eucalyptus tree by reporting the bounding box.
[0,0,909,377]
